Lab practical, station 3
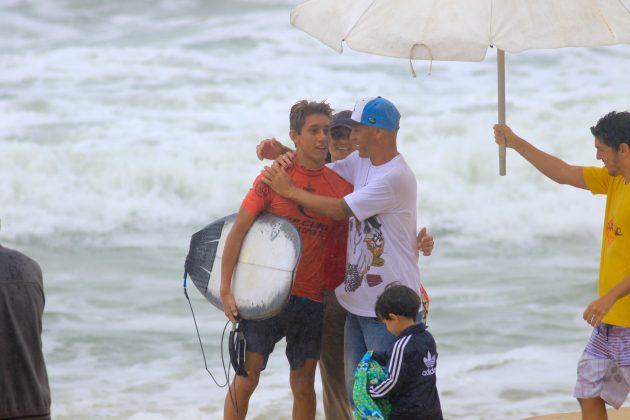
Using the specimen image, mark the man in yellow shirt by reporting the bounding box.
[494,111,630,420]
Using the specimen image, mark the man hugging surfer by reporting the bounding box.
[220,100,352,420]
[258,97,439,419]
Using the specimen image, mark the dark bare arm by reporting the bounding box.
[494,124,586,189]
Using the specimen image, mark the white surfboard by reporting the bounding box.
[185,213,301,320]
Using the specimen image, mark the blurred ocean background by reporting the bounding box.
[1,1,629,419]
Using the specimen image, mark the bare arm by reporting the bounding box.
[493,124,587,189]
[256,137,293,161]
[583,273,630,327]
[261,164,353,221]
[220,206,257,322]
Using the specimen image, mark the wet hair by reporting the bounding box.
[375,283,421,322]
[289,100,333,134]
[590,111,630,151]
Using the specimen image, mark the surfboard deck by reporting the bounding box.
[185,212,301,320]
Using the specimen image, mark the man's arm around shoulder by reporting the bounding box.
[262,164,354,221]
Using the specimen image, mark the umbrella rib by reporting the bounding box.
[340,0,378,44]
[596,5,615,38]
[618,0,630,14]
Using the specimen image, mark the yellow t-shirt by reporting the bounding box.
[583,166,630,327]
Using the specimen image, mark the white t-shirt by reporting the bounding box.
[328,151,422,317]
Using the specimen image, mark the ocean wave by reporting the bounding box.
[1,1,628,249]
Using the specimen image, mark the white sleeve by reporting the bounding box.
[326,151,358,184]
[344,173,396,222]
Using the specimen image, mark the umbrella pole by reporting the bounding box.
[497,49,507,176]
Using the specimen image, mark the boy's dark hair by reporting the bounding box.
[590,111,630,151]
[289,100,333,134]
[375,283,421,322]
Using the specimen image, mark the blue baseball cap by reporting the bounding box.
[351,96,400,131]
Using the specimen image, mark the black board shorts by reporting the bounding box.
[241,295,324,370]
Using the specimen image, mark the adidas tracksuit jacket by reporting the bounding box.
[370,323,443,420]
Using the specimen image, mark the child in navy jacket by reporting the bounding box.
[369,284,443,420]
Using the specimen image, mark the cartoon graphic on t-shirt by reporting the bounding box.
[345,215,385,292]
[364,217,385,267]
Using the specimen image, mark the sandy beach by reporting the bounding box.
[524,406,630,420]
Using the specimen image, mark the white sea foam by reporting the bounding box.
[2,14,626,249]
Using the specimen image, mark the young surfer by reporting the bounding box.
[220,100,352,420]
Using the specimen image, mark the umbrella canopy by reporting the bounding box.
[290,0,630,174]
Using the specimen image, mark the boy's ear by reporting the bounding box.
[289,130,299,147]
[388,313,398,321]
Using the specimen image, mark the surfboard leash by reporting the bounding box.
[224,321,249,416]
[183,271,246,415]
[183,271,230,388]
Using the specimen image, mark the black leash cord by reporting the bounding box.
[183,272,243,414]
[183,273,229,388]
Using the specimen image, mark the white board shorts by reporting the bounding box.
[574,324,630,409]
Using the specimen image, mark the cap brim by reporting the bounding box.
[331,118,359,129]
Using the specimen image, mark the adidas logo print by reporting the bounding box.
[422,351,436,376]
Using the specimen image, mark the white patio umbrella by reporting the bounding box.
[290,0,630,175]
